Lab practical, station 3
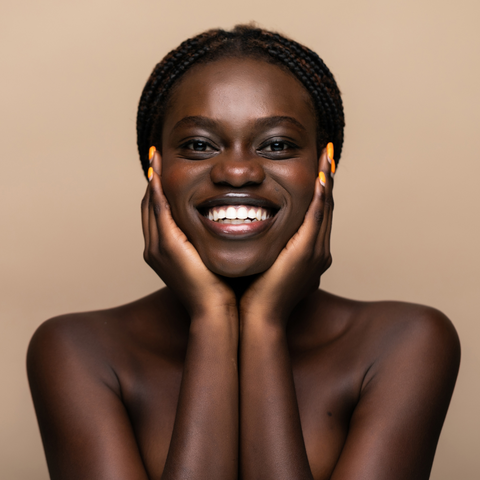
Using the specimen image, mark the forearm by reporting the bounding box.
[239,317,313,480]
[162,307,239,480]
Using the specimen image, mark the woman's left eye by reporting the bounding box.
[263,141,289,152]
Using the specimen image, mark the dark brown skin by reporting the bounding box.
[27,58,461,480]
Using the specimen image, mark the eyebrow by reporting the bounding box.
[172,115,307,133]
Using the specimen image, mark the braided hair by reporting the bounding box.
[137,25,345,178]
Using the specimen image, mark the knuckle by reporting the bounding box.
[314,210,325,225]
[153,203,162,217]
[326,254,333,269]
[143,249,151,264]
[324,196,334,210]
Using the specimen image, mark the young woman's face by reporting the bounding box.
[160,57,319,277]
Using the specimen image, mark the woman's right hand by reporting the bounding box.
[141,149,236,319]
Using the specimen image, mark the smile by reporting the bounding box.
[196,193,280,238]
[205,205,274,224]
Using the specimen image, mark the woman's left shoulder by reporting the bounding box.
[318,291,461,372]
[361,299,460,357]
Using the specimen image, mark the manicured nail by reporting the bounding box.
[149,146,156,162]
[148,167,153,181]
[331,158,336,177]
[327,142,334,164]
[319,171,326,186]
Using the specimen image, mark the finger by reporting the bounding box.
[147,154,163,253]
[285,173,325,257]
[321,173,334,257]
[302,147,330,237]
[141,147,158,250]
[148,151,183,250]
[141,182,151,254]
[317,148,334,257]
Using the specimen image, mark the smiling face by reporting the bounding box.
[158,57,319,277]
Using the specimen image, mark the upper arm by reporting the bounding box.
[331,307,460,480]
[27,316,149,480]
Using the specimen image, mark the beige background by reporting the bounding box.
[1,0,479,478]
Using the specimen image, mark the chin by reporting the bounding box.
[202,251,275,278]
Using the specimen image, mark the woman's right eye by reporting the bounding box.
[182,140,214,152]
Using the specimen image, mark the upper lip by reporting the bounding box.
[196,192,281,211]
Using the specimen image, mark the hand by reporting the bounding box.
[239,148,334,326]
[141,149,237,318]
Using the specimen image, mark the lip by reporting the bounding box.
[196,193,281,239]
[196,192,281,210]
[198,210,276,238]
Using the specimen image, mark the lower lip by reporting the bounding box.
[198,212,276,238]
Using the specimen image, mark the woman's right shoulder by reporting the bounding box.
[27,288,181,382]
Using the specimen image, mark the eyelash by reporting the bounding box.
[179,139,299,155]
[180,140,216,152]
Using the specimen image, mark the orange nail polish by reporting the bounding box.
[327,142,334,163]
[331,158,336,175]
[148,167,153,181]
[319,171,326,186]
[149,146,156,162]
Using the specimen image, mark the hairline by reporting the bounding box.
[149,53,322,154]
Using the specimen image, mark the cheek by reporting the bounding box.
[161,163,185,208]
[279,163,317,218]
[159,161,199,238]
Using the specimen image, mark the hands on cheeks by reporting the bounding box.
[240,144,335,327]
[141,147,237,318]
[141,143,335,326]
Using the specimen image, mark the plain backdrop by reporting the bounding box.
[1,0,479,478]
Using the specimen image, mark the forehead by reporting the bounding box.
[163,57,316,134]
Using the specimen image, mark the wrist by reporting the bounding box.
[190,306,239,336]
[240,304,289,330]
[240,311,287,337]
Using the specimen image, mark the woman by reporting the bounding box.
[27,25,460,479]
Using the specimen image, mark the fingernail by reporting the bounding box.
[319,171,326,186]
[327,142,334,164]
[148,167,153,181]
[331,158,336,177]
[149,146,156,162]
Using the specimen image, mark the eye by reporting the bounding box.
[258,139,299,158]
[182,140,215,152]
[263,141,289,152]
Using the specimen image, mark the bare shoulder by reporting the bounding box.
[26,290,178,479]
[311,292,461,478]
[319,290,460,364]
[356,297,460,369]
[316,291,462,406]
[27,288,183,389]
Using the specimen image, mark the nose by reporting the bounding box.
[209,148,266,187]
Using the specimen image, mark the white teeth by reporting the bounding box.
[205,205,273,223]
[223,219,245,224]
[237,207,248,219]
[226,206,236,219]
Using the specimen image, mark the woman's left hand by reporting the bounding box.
[240,149,334,327]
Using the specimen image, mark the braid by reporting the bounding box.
[137,25,345,178]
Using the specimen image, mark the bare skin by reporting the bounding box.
[27,58,460,480]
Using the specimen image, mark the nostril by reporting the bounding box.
[210,159,266,187]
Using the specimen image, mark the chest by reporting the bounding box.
[118,347,362,480]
